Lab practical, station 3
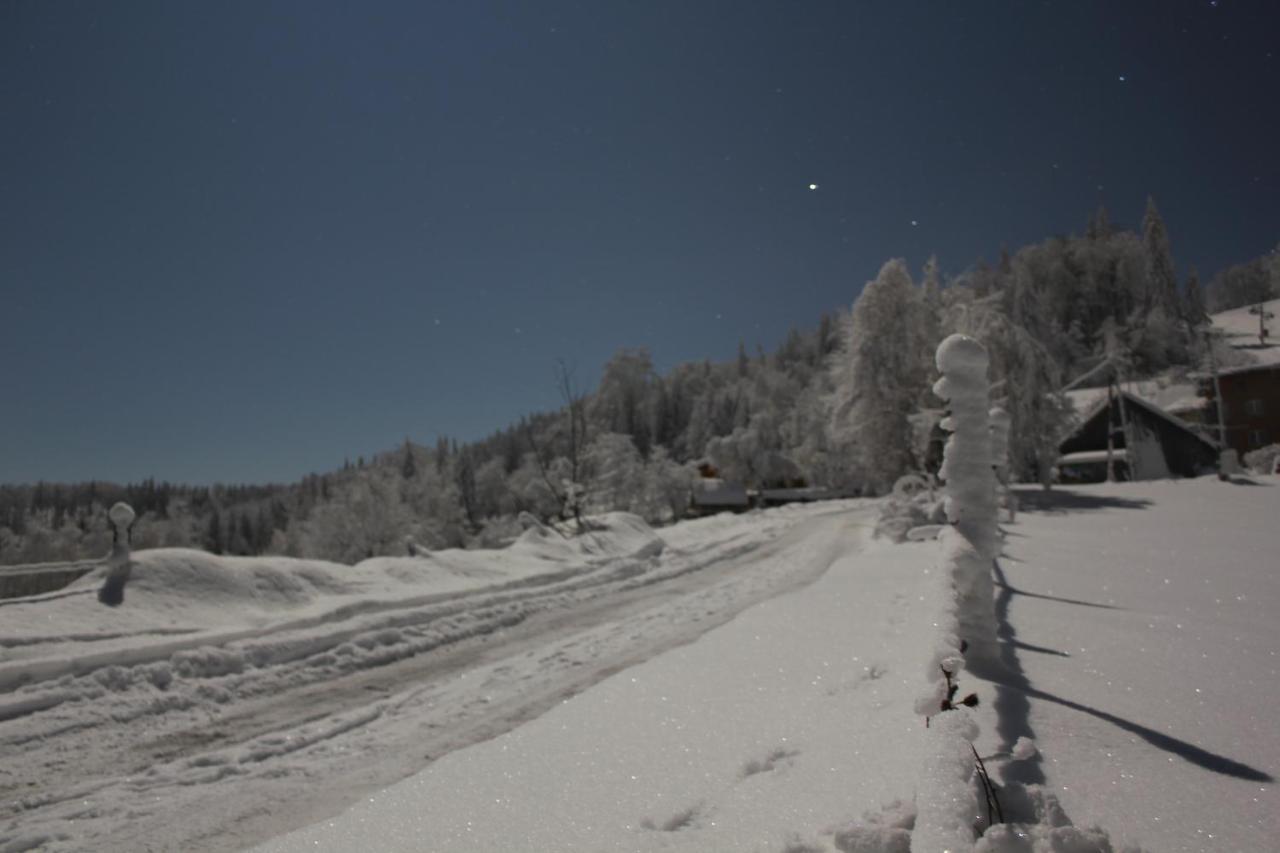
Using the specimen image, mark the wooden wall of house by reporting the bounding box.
[1137,407,1217,477]
[1218,367,1280,457]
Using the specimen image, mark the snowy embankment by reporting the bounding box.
[259,476,1280,853]
[0,512,663,692]
[0,502,862,852]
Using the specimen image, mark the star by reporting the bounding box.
[910,220,918,226]
[1118,74,1127,82]
[808,183,819,191]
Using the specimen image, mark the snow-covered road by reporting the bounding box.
[0,502,872,852]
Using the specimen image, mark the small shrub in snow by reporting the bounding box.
[1242,443,1280,475]
[875,474,943,542]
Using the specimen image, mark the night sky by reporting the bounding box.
[3,1,1277,485]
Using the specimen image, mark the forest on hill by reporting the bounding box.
[3,201,1276,565]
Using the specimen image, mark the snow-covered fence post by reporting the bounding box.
[98,502,135,607]
[934,335,999,665]
[989,406,1015,523]
[910,335,1000,851]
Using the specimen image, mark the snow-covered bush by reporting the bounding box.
[874,474,944,542]
[1242,443,1280,475]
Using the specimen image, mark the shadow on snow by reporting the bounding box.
[969,558,1273,785]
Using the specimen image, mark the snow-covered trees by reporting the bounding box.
[304,472,412,563]
[593,349,658,457]
[4,200,1252,563]
[830,259,928,493]
[948,288,1069,487]
[1208,251,1278,311]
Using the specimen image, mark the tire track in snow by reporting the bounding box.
[1,506,871,853]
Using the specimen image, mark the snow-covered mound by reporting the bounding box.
[0,512,667,679]
[88,549,356,609]
[509,511,665,562]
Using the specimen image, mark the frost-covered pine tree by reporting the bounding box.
[829,259,926,493]
[1183,266,1206,326]
[1142,196,1179,315]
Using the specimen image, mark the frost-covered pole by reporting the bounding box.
[989,405,1014,522]
[910,335,1000,852]
[98,502,135,607]
[933,335,999,665]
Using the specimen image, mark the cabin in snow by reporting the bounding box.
[1200,299,1280,458]
[1057,389,1218,483]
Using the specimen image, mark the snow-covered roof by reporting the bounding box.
[1210,298,1280,368]
[1064,379,1202,424]
[1062,389,1219,450]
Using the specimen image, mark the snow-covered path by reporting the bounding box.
[0,503,871,852]
[257,515,937,853]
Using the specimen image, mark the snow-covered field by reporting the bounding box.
[3,477,1278,852]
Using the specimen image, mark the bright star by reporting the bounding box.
[808,183,819,191]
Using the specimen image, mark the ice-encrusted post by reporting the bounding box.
[910,335,1001,851]
[989,406,1014,523]
[98,502,136,607]
[933,334,1000,666]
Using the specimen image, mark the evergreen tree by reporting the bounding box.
[1183,267,1206,326]
[1141,196,1179,315]
[401,440,417,479]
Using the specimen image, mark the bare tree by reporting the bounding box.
[525,359,591,531]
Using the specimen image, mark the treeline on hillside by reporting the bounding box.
[3,200,1274,566]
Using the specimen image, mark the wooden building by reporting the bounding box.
[1200,362,1280,459]
[1058,390,1218,483]
[1204,298,1280,459]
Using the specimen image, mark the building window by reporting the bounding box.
[1245,399,1264,417]
[1248,429,1267,448]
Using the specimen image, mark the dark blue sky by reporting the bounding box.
[3,1,1277,485]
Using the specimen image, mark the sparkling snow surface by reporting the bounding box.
[4,480,1278,852]
[258,527,933,853]
[260,477,1280,853]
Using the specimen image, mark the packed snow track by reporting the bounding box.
[0,502,872,852]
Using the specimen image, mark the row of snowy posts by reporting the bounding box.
[913,334,1010,850]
